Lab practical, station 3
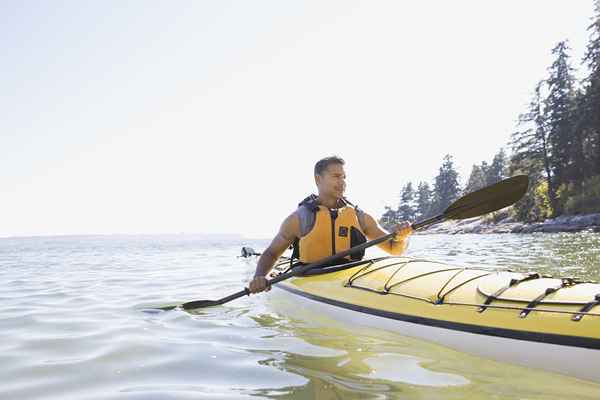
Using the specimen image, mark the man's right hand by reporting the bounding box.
[248,275,271,294]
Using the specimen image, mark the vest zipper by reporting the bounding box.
[330,209,338,255]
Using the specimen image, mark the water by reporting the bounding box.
[1,233,599,399]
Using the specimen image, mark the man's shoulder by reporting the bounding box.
[281,210,303,229]
[278,210,301,239]
[284,209,301,221]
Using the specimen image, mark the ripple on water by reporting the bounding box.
[1,235,600,399]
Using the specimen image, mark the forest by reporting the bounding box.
[381,3,600,228]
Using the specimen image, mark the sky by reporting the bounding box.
[1,1,597,238]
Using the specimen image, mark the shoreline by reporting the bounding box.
[418,213,600,234]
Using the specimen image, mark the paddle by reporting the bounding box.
[157,175,528,311]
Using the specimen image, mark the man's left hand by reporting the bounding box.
[393,221,413,241]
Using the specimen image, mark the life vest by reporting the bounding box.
[292,195,367,264]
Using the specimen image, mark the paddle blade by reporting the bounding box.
[180,299,222,310]
[152,299,221,311]
[154,304,180,311]
[444,175,529,219]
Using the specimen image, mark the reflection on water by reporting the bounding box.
[245,311,470,399]
[0,233,599,399]
[238,298,600,400]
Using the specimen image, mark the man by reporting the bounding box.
[249,156,413,294]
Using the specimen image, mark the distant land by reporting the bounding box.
[0,233,246,241]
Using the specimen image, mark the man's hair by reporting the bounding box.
[314,156,345,176]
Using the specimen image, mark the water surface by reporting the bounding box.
[1,233,599,399]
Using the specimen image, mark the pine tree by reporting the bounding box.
[431,155,461,215]
[545,41,577,193]
[581,3,600,175]
[485,148,508,185]
[508,155,549,221]
[511,80,558,215]
[397,182,416,221]
[415,182,432,220]
[379,206,398,231]
[464,164,487,193]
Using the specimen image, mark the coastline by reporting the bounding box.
[418,213,600,234]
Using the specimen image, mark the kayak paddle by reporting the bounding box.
[156,174,528,311]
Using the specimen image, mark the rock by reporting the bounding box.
[510,224,525,233]
[534,224,580,233]
[416,212,600,234]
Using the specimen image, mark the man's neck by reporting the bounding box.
[317,195,342,209]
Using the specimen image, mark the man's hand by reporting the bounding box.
[393,221,413,241]
[248,275,271,294]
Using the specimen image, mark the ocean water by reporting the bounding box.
[1,233,599,399]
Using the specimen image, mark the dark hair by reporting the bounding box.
[314,156,345,176]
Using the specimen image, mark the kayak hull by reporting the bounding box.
[267,256,600,382]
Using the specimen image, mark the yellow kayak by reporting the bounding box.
[266,256,600,382]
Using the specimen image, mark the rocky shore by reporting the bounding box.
[420,213,600,234]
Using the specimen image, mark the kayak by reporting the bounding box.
[265,256,600,382]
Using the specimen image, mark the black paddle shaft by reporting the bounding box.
[169,232,396,311]
[162,175,529,311]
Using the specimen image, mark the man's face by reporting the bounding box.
[316,163,346,198]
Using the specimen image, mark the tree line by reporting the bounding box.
[379,152,507,229]
[381,2,600,228]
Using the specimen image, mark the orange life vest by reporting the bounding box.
[293,196,367,264]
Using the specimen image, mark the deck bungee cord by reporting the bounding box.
[268,256,600,320]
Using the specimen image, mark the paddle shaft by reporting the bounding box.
[167,175,529,310]
[268,209,466,285]
[178,212,451,309]
[192,232,396,309]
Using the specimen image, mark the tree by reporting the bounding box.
[580,3,600,175]
[485,148,508,185]
[430,155,461,215]
[464,164,487,194]
[545,41,577,193]
[379,206,398,231]
[415,182,432,220]
[508,155,550,222]
[511,80,558,216]
[397,182,416,221]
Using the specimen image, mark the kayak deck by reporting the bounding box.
[267,256,600,381]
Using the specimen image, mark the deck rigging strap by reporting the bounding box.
[519,278,578,318]
[435,270,493,304]
[346,258,417,285]
[572,293,600,322]
[384,267,464,293]
[478,273,542,313]
[345,258,462,294]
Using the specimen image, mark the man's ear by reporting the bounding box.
[314,174,321,186]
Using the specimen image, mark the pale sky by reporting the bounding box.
[1,1,596,238]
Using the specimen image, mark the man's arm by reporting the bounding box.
[359,212,412,255]
[248,212,300,293]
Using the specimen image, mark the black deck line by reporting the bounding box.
[276,284,600,350]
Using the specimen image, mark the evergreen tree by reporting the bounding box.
[508,156,551,221]
[511,80,558,215]
[545,41,577,192]
[581,3,600,175]
[397,182,416,220]
[415,182,432,220]
[568,88,591,186]
[464,164,487,193]
[379,206,398,231]
[431,155,461,215]
[485,148,508,185]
